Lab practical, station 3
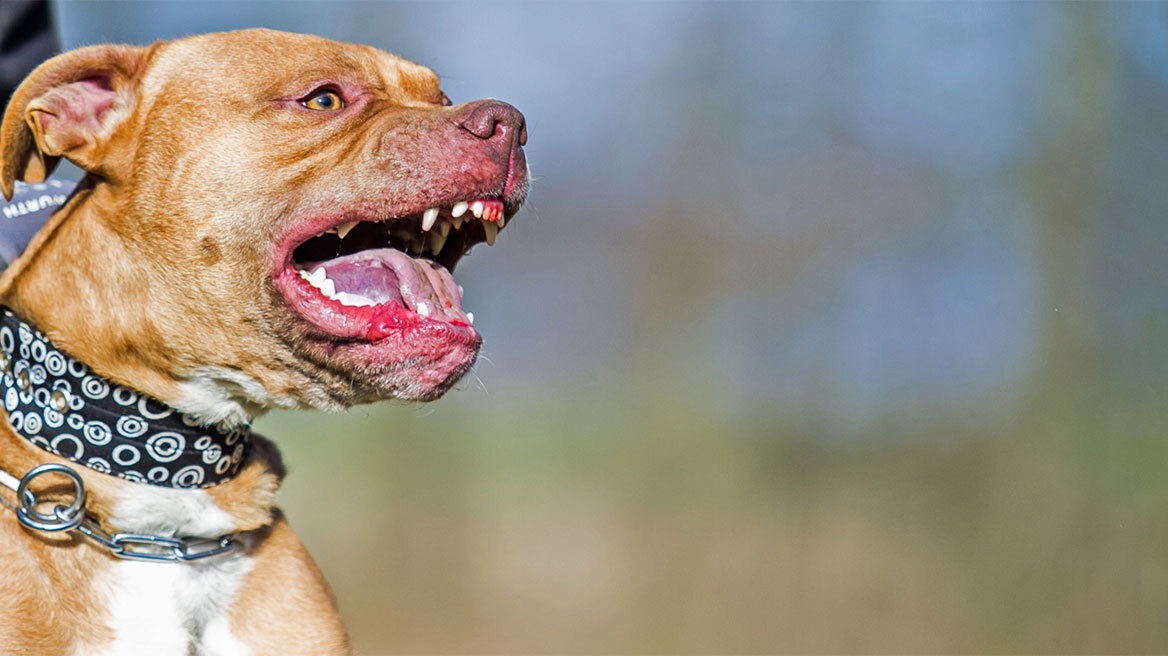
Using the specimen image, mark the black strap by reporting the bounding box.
[0,307,251,488]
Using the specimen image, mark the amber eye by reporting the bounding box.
[302,89,344,111]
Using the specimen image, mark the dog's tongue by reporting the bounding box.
[305,248,468,323]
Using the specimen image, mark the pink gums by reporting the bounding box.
[479,198,504,222]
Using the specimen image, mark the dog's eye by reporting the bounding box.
[302,89,344,111]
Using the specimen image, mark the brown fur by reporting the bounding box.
[0,28,522,654]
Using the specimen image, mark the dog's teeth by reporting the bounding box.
[336,221,359,240]
[471,201,484,218]
[452,217,465,230]
[417,301,431,317]
[299,269,311,280]
[466,312,474,325]
[393,231,420,254]
[457,285,464,296]
[422,208,439,232]
[308,267,327,286]
[497,216,505,229]
[451,201,468,218]
[320,278,336,297]
[483,221,497,246]
[430,229,449,255]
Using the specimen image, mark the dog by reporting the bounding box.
[0,28,527,654]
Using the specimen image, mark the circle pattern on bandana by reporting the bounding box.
[0,310,249,488]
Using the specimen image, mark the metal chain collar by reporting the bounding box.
[0,462,238,562]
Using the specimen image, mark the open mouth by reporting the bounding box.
[275,197,509,343]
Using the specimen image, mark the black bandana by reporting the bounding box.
[0,308,250,488]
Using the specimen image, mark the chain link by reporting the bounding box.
[1,462,238,563]
[76,519,238,562]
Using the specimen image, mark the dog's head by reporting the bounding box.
[0,29,528,422]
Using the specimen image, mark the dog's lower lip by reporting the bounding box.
[276,254,476,343]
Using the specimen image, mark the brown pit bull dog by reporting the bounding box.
[0,28,527,654]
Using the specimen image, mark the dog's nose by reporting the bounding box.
[456,100,527,147]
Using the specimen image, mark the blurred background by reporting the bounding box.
[39,1,1168,652]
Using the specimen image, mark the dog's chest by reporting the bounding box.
[79,487,253,655]
[89,557,252,656]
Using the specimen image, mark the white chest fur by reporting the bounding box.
[94,557,252,656]
[81,485,253,655]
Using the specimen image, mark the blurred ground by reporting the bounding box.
[261,380,1168,653]
[53,1,1168,653]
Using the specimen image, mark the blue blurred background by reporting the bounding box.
[51,1,1168,652]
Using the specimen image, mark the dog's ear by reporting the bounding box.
[0,44,150,200]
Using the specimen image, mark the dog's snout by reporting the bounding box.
[456,100,527,147]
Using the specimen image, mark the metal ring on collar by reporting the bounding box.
[15,463,86,532]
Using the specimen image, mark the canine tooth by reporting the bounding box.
[417,301,431,317]
[451,201,468,218]
[336,221,359,240]
[308,268,327,287]
[466,312,474,325]
[471,201,484,218]
[422,208,439,232]
[483,221,497,246]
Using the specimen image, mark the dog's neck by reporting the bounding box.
[0,183,280,428]
[0,185,184,404]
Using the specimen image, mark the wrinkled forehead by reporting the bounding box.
[145,29,441,104]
